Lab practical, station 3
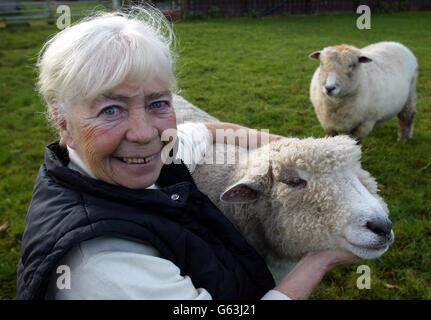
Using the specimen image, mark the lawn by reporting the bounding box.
[0,11,430,300]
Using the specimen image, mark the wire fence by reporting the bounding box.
[0,0,114,27]
[3,0,428,27]
[0,0,182,27]
[182,0,431,17]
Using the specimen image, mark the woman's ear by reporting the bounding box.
[53,105,75,148]
[58,119,76,148]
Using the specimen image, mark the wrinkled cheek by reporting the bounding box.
[79,124,116,174]
[153,111,177,141]
[163,111,177,128]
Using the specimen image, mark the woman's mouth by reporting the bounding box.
[114,153,159,165]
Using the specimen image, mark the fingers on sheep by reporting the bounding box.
[309,41,418,142]
[192,136,395,283]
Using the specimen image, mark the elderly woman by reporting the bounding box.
[17,8,358,300]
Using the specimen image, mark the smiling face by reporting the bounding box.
[60,80,176,189]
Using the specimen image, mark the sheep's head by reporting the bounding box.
[220,136,394,261]
[309,44,372,98]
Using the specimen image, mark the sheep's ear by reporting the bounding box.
[358,56,372,63]
[309,51,321,60]
[220,182,259,204]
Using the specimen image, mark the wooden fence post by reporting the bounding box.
[181,0,187,19]
[48,0,56,25]
[112,0,121,11]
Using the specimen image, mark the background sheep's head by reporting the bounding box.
[220,136,394,261]
[309,44,372,98]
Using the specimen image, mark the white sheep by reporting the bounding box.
[173,94,218,124]
[309,41,418,142]
[173,96,394,283]
[192,138,394,282]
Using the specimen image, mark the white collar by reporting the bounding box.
[66,146,96,179]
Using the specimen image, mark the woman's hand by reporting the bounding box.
[274,250,360,300]
[307,250,361,269]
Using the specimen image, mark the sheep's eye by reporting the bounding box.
[281,169,307,189]
[283,177,307,188]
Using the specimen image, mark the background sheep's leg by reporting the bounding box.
[397,76,417,143]
[351,121,375,139]
[325,129,338,137]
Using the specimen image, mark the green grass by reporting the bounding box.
[0,11,430,300]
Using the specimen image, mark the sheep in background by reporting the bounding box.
[309,41,418,142]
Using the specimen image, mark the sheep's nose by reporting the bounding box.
[366,217,392,237]
[325,85,336,94]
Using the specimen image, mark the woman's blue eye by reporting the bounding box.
[101,105,120,117]
[149,101,169,110]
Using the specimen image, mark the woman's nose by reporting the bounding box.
[126,109,158,144]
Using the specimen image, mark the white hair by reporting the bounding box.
[37,6,176,128]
